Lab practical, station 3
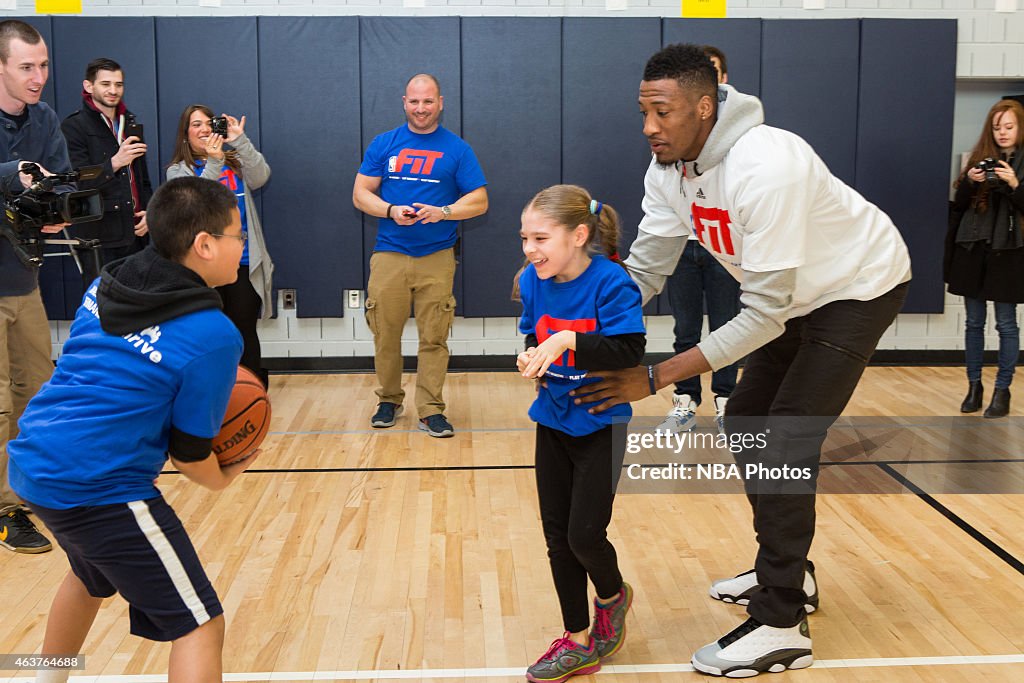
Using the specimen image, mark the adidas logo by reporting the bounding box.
[696,188,706,199]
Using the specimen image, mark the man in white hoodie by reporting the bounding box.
[574,44,912,677]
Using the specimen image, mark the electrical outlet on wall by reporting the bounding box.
[347,290,363,309]
[281,289,297,310]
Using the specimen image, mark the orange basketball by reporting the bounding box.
[213,366,271,466]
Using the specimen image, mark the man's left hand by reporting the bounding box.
[412,203,447,224]
[571,366,651,414]
[41,222,71,234]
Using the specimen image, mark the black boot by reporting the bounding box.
[984,387,1010,418]
[960,381,983,413]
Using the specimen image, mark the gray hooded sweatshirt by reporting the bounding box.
[624,85,910,371]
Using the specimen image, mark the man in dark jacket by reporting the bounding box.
[61,57,152,287]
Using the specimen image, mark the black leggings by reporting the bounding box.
[535,423,624,633]
[216,265,266,386]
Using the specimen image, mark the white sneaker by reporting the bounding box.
[715,396,728,436]
[655,393,697,434]
[691,616,812,677]
[709,562,819,613]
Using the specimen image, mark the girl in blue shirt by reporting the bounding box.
[516,185,646,682]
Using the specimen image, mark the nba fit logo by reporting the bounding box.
[691,203,735,256]
[388,149,445,175]
[536,314,596,368]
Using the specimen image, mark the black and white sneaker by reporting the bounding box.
[709,561,819,613]
[691,616,812,677]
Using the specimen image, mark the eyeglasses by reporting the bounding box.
[211,232,247,245]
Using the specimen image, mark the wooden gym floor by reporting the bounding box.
[1,366,1022,682]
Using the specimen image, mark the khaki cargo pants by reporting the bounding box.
[365,248,456,419]
[0,290,54,508]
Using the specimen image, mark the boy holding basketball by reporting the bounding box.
[7,176,257,683]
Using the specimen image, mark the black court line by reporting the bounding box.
[876,463,1024,577]
[162,464,536,474]
[160,457,1024,475]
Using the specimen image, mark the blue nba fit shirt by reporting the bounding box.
[8,281,242,509]
[359,124,487,256]
[518,255,646,437]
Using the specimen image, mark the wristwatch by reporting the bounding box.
[441,205,452,219]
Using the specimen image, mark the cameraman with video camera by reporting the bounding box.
[946,99,1024,418]
[0,19,72,554]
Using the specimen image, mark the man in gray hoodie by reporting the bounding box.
[574,44,912,677]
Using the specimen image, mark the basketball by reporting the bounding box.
[213,366,271,466]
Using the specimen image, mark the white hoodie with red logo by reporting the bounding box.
[625,84,911,370]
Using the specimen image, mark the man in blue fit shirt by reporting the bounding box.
[353,74,488,438]
[0,20,72,554]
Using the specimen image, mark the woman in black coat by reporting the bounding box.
[945,99,1024,417]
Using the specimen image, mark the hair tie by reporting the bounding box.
[609,251,621,263]
[589,200,603,216]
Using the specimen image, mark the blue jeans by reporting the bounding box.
[665,240,741,403]
[964,297,1019,389]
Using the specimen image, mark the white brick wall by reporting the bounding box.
[26,0,1024,357]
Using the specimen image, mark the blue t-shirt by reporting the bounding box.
[359,124,487,257]
[8,281,243,509]
[196,161,249,266]
[518,255,645,437]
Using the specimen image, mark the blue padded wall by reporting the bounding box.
[53,18,159,203]
[32,17,954,321]
[856,19,956,314]
[460,18,561,318]
[154,18,261,171]
[358,18,464,311]
[563,18,661,314]
[761,20,859,187]
[258,17,361,318]
[49,17,159,318]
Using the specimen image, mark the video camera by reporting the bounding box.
[2,163,104,268]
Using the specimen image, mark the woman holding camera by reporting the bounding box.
[946,99,1024,417]
[167,104,273,386]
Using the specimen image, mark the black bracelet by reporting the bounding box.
[385,204,395,219]
[647,365,657,395]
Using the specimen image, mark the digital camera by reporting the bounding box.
[976,158,1003,188]
[210,116,229,138]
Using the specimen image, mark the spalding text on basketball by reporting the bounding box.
[213,420,257,455]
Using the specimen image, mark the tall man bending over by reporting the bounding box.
[0,20,73,554]
[576,44,911,676]
[353,74,488,438]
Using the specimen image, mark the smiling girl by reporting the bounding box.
[515,184,646,682]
